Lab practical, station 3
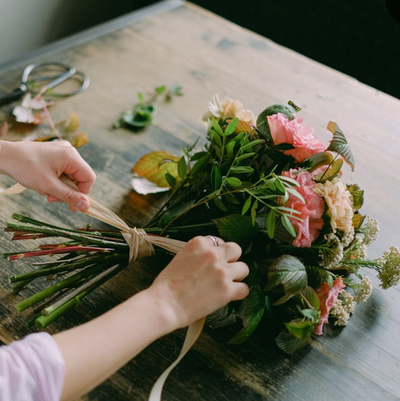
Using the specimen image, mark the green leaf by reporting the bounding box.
[300,286,320,311]
[226,177,242,188]
[177,156,187,180]
[165,172,176,188]
[326,121,355,171]
[224,118,238,136]
[250,199,258,225]
[303,152,333,172]
[191,154,210,175]
[314,159,343,183]
[242,196,252,215]
[256,102,299,140]
[240,139,264,152]
[266,210,276,239]
[210,130,223,148]
[300,308,321,322]
[213,197,228,212]
[267,255,307,295]
[158,200,195,227]
[281,215,297,237]
[275,330,309,355]
[275,143,295,150]
[214,214,259,245]
[155,85,166,94]
[226,140,235,158]
[236,152,255,161]
[207,305,237,328]
[347,184,364,210]
[211,117,224,136]
[284,319,315,339]
[229,287,265,344]
[231,166,254,174]
[211,162,222,190]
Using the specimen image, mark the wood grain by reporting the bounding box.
[0,2,399,400]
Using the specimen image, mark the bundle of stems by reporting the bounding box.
[4,213,138,329]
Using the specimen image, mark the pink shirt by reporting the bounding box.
[0,332,65,401]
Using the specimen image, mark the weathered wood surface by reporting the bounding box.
[0,1,399,400]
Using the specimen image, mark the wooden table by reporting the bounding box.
[1,1,399,400]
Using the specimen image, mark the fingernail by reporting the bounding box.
[76,198,90,212]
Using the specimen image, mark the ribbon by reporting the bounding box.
[1,178,205,401]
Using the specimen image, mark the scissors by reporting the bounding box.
[0,61,90,106]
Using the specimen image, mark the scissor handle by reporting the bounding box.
[0,85,27,107]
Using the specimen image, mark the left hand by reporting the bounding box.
[0,140,96,211]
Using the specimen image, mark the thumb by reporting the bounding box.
[46,177,91,212]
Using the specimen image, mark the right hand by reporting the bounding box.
[147,236,250,331]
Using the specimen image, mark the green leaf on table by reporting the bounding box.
[214,214,259,245]
[267,255,307,295]
[229,287,265,344]
[326,121,355,171]
[275,330,309,355]
[131,150,180,188]
[347,184,364,210]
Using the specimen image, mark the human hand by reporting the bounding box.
[147,236,250,331]
[0,140,96,212]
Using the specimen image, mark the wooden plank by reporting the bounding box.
[0,2,399,400]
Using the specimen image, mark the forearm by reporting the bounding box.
[0,140,19,176]
[54,288,177,401]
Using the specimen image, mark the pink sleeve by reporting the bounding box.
[0,332,65,401]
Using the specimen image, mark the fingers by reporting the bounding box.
[44,178,91,212]
[228,261,250,282]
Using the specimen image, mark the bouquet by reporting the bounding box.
[4,95,400,354]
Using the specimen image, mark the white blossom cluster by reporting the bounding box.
[354,275,373,303]
[350,242,368,260]
[378,246,400,289]
[341,227,355,248]
[319,233,343,269]
[330,290,356,326]
[361,216,379,246]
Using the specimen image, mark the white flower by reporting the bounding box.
[314,177,354,232]
[202,94,256,125]
[330,290,355,326]
[341,227,355,248]
[354,275,373,303]
[378,246,400,289]
[319,233,343,269]
[361,216,379,245]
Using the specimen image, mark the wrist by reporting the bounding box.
[136,287,182,335]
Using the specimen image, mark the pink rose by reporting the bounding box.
[283,170,325,248]
[314,277,346,335]
[267,113,326,162]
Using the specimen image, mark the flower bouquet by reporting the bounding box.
[4,96,400,353]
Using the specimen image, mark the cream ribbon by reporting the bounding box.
[1,179,205,401]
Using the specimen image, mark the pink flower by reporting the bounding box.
[267,113,326,162]
[282,170,325,247]
[314,277,346,335]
